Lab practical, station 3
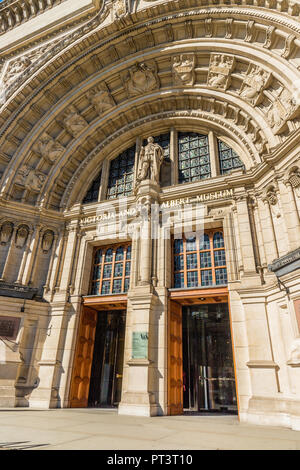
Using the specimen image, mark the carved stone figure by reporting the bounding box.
[239,64,271,105]
[123,62,159,97]
[35,133,64,164]
[265,188,281,218]
[172,54,195,86]
[267,88,299,135]
[207,54,235,91]
[63,106,87,138]
[137,137,164,185]
[15,165,46,192]
[42,231,54,254]
[15,226,29,249]
[0,222,13,245]
[3,56,32,87]
[112,0,127,19]
[88,86,115,115]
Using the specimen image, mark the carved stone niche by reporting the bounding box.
[172,54,195,86]
[62,105,87,138]
[267,88,300,135]
[15,226,29,249]
[122,61,160,97]
[42,230,54,254]
[207,54,235,91]
[0,222,13,245]
[239,64,271,106]
[88,85,115,115]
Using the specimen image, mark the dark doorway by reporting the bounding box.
[88,310,125,408]
[182,303,237,413]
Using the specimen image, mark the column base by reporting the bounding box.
[245,395,300,431]
[118,392,161,417]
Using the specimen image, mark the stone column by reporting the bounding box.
[0,225,17,281]
[22,225,42,286]
[261,197,279,262]
[15,228,34,285]
[281,179,300,251]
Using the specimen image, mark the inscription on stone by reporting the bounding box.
[0,316,21,340]
[132,332,148,359]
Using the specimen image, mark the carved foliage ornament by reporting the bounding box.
[172,54,195,86]
[207,54,235,91]
[122,61,159,98]
[0,222,13,245]
[15,165,46,192]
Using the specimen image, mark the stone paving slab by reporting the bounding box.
[0,409,300,450]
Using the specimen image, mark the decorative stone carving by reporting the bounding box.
[122,62,159,97]
[239,64,271,106]
[0,222,13,245]
[3,56,32,87]
[42,231,54,254]
[15,226,29,249]
[287,338,300,367]
[267,88,299,135]
[63,106,87,138]
[207,54,235,91]
[15,165,46,192]
[264,187,281,218]
[289,169,300,197]
[137,137,164,185]
[34,133,64,164]
[172,54,195,86]
[112,0,128,19]
[88,86,115,115]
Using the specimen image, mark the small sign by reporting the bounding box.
[0,316,21,340]
[132,332,148,359]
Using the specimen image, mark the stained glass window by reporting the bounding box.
[83,170,101,204]
[90,244,131,295]
[178,132,211,184]
[107,145,135,199]
[173,231,227,288]
[218,140,245,175]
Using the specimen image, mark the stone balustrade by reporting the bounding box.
[0,0,67,35]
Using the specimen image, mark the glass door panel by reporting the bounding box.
[183,303,237,412]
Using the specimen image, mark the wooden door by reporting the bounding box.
[167,300,183,415]
[69,307,97,408]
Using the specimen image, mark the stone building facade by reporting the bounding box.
[0,0,300,430]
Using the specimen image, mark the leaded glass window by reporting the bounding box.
[107,145,135,199]
[218,140,245,175]
[90,244,131,295]
[173,231,227,288]
[178,132,211,184]
[83,170,102,204]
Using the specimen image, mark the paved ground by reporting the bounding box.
[0,408,300,450]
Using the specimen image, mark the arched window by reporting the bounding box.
[178,132,211,184]
[218,140,245,175]
[173,230,227,288]
[107,145,135,199]
[90,244,131,296]
[82,170,102,204]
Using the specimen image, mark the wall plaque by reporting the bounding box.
[132,332,148,359]
[0,316,21,340]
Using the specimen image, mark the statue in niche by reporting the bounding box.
[15,165,46,192]
[15,226,29,249]
[123,62,159,97]
[42,231,54,254]
[35,133,64,164]
[0,222,13,245]
[172,54,195,86]
[136,137,164,185]
[88,86,115,115]
[207,54,235,91]
[239,64,271,105]
[63,105,87,138]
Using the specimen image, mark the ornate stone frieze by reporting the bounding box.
[267,88,300,135]
[0,222,13,245]
[34,133,65,164]
[62,106,87,138]
[15,165,46,192]
[88,85,115,115]
[207,54,235,91]
[172,54,195,86]
[239,64,271,106]
[122,62,160,97]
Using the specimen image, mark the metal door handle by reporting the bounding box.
[116,374,123,379]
